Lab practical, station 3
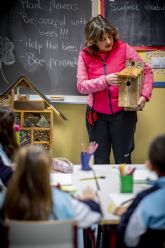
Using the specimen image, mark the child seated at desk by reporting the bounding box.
[0,108,18,187]
[114,134,165,247]
[1,145,101,228]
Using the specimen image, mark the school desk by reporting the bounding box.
[51,164,156,224]
[51,164,156,248]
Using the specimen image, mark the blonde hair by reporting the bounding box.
[4,145,52,220]
[85,15,119,53]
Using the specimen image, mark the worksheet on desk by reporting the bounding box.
[108,193,135,213]
[50,173,72,186]
[134,170,157,182]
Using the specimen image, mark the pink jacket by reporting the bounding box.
[77,40,153,114]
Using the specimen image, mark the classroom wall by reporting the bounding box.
[53,87,165,164]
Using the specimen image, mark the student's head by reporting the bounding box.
[0,108,18,159]
[84,15,119,53]
[4,145,52,220]
[147,134,165,176]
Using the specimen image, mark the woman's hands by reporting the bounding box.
[137,96,147,110]
[106,73,123,86]
[106,74,147,110]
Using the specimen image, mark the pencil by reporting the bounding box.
[50,96,64,99]
[91,168,100,191]
[80,142,85,153]
[120,197,135,206]
[80,176,106,181]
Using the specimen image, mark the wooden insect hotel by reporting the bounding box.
[0,76,66,150]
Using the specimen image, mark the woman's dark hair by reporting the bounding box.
[84,15,119,53]
[149,134,165,172]
[0,108,18,160]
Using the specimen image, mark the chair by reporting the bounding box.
[116,228,165,248]
[137,229,165,248]
[4,219,77,248]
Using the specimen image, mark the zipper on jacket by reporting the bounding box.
[103,59,113,114]
[86,50,114,114]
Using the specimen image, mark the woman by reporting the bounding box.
[77,15,153,164]
[3,145,101,228]
[0,108,18,186]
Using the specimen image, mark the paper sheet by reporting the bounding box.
[134,170,157,182]
[108,193,135,213]
[50,173,72,186]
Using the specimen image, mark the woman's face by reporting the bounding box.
[96,33,114,52]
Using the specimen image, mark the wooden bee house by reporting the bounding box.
[0,76,66,150]
[118,60,144,109]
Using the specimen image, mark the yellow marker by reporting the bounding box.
[119,163,126,176]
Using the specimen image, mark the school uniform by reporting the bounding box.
[118,177,165,247]
[0,144,13,186]
[124,177,165,247]
[0,187,101,229]
[51,187,101,228]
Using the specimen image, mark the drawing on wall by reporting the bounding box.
[0,37,15,84]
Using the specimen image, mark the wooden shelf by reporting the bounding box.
[33,141,50,144]
[21,127,50,131]
[13,109,53,113]
[14,109,54,150]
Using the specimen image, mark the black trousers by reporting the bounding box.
[86,106,137,164]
